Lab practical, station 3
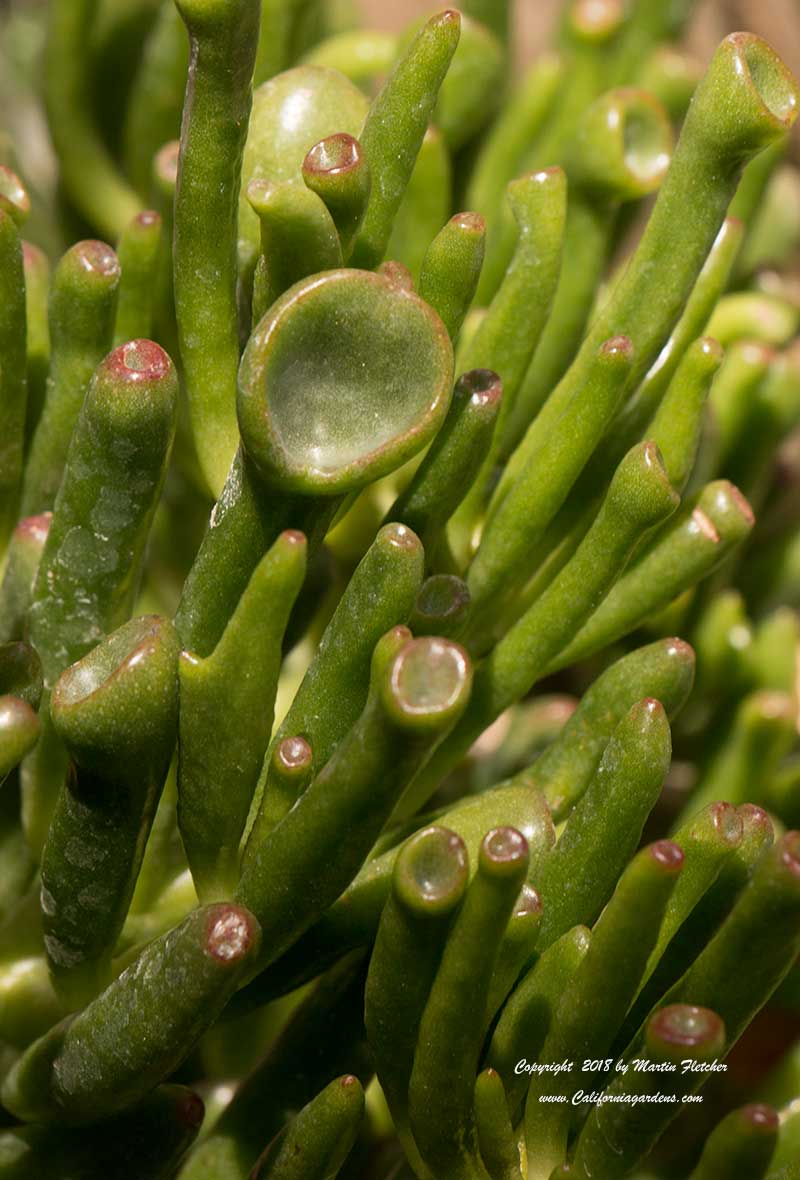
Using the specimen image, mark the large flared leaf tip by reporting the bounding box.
[394,824,469,914]
[728,33,799,129]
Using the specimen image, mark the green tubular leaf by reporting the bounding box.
[113,210,163,346]
[174,448,333,659]
[409,575,472,638]
[457,168,567,477]
[350,10,460,270]
[183,954,371,1178]
[418,213,487,343]
[0,953,63,1051]
[253,0,313,85]
[251,1075,364,1180]
[466,334,634,630]
[239,66,368,278]
[386,370,502,558]
[477,0,624,304]
[631,803,743,1004]
[655,831,800,1049]
[466,52,564,236]
[487,925,592,1117]
[0,207,27,552]
[708,339,773,471]
[770,1101,800,1175]
[386,125,452,282]
[535,699,672,951]
[427,13,505,152]
[408,827,530,1180]
[236,631,472,971]
[231,775,553,1012]
[524,841,685,1179]
[366,825,470,1170]
[21,240,51,449]
[0,696,40,786]
[487,883,543,1021]
[173,0,261,497]
[721,345,800,506]
[502,87,673,458]
[0,1085,205,1180]
[547,479,755,673]
[502,34,798,505]
[689,589,752,703]
[1,902,261,1124]
[690,1104,780,1180]
[474,1070,523,1180]
[21,240,120,517]
[180,531,304,896]
[491,216,743,590]
[633,46,702,124]
[646,337,724,493]
[44,0,142,238]
[25,340,178,856]
[300,30,398,85]
[625,213,744,445]
[569,1004,726,1180]
[302,133,372,262]
[178,530,307,902]
[42,615,180,1008]
[705,292,799,348]
[122,1,188,196]
[247,180,343,325]
[26,339,178,678]
[533,638,695,821]
[680,690,796,820]
[403,441,678,812]
[618,804,774,1056]
[248,521,424,847]
[604,0,696,87]
[0,166,30,228]
[746,606,800,696]
[0,642,43,710]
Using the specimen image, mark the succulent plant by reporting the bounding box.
[2,0,800,1176]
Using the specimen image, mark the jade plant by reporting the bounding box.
[3,0,800,1176]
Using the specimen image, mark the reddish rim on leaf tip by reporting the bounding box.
[15,512,51,543]
[54,616,167,710]
[664,637,696,662]
[650,839,684,870]
[106,339,173,382]
[449,211,486,234]
[73,240,120,278]
[708,802,743,846]
[780,830,800,877]
[381,522,422,552]
[205,904,257,963]
[601,335,634,359]
[456,369,503,408]
[275,735,312,772]
[515,884,543,917]
[740,1103,779,1131]
[481,826,529,875]
[176,1089,206,1129]
[650,1003,724,1048]
[303,133,363,177]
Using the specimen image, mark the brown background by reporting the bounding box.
[360,0,800,86]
